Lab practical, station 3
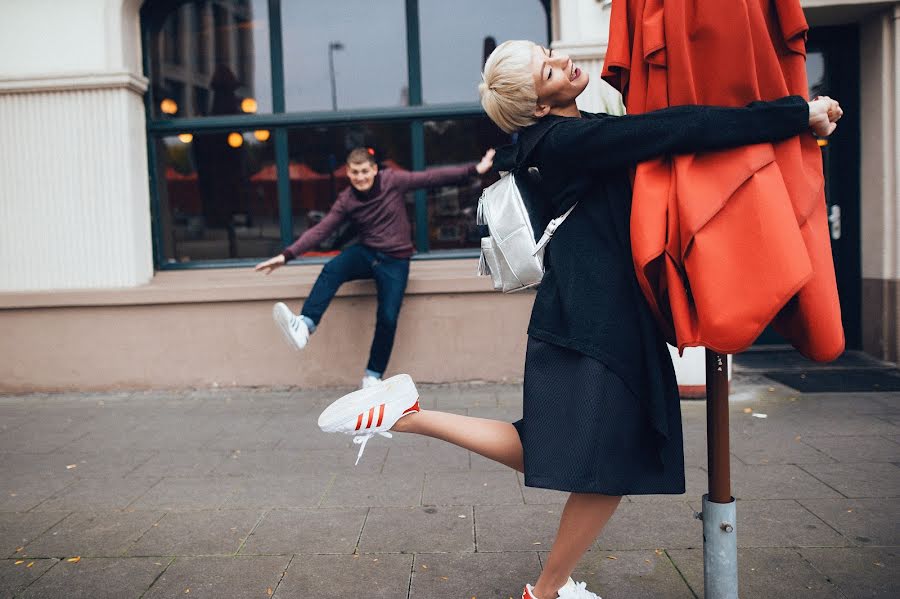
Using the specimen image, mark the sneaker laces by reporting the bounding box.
[558,580,601,599]
[352,431,392,465]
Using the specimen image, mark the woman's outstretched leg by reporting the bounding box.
[531,492,622,598]
[392,409,524,472]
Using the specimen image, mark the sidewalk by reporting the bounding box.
[1,371,898,598]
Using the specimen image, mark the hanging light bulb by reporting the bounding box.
[241,97,258,113]
[160,98,178,114]
[227,132,244,148]
[177,133,193,143]
[253,130,270,142]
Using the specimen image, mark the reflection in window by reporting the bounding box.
[286,123,413,255]
[807,51,826,98]
[424,117,511,250]
[147,0,271,119]
[155,130,279,262]
[282,0,408,112]
[419,0,548,105]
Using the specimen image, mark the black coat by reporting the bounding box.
[494,97,809,443]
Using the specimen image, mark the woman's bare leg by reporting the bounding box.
[532,492,622,598]
[391,409,524,472]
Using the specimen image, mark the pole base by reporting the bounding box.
[701,493,738,599]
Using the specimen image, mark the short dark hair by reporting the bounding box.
[346,147,377,165]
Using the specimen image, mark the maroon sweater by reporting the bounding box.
[282,164,478,260]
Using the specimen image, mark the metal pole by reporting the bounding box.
[701,349,738,599]
[328,41,343,111]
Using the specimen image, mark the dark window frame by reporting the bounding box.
[142,0,551,269]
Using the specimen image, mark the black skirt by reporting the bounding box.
[513,336,685,495]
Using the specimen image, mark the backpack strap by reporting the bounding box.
[532,202,577,256]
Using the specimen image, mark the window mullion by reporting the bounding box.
[406,0,428,253]
[268,0,291,248]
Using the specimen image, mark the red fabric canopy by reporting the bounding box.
[602,0,844,361]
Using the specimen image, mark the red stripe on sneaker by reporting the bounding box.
[402,400,420,416]
[355,413,363,431]
[376,404,385,427]
[365,406,375,429]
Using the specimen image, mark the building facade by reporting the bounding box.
[0,0,897,391]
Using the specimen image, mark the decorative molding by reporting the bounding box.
[0,71,148,95]
[551,41,609,61]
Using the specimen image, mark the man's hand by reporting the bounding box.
[808,96,842,137]
[254,254,286,275]
[475,148,496,175]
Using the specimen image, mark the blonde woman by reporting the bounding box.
[315,40,841,599]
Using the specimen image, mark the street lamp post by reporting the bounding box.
[328,41,344,111]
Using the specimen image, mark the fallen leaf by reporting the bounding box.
[874,562,884,568]
[267,587,273,596]
[66,557,81,563]
[15,547,23,553]
[645,559,651,564]
[421,564,428,569]
[66,464,77,470]
[14,560,24,565]
[26,562,34,568]
[768,387,775,392]
[440,576,449,581]
[185,589,190,594]
[742,408,753,414]
[606,556,618,560]
[532,542,542,545]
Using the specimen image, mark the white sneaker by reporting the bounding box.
[361,375,382,388]
[522,578,599,599]
[272,302,309,350]
[318,374,420,465]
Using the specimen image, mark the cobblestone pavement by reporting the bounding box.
[1,372,898,598]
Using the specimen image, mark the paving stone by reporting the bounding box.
[800,547,899,598]
[0,475,76,511]
[143,555,290,599]
[731,432,835,465]
[381,442,469,473]
[435,386,499,409]
[222,474,333,509]
[21,511,164,558]
[241,507,367,555]
[0,426,89,455]
[321,472,423,507]
[212,448,386,477]
[732,500,849,548]
[518,473,569,504]
[798,498,900,546]
[17,557,168,599]
[800,462,900,498]
[469,450,510,471]
[595,502,701,550]
[273,553,412,599]
[129,478,238,510]
[423,470,523,505]
[729,463,844,500]
[0,451,155,480]
[559,550,695,599]
[801,435,900,463]
[358,506,474,553]
[0,512,70,558]
[474,504,563,552]
[126,510,263,557]
[125,451,230,478]
[668,547,844,599]
[409,551,541,599]
[0,558,57,599]
[33,478,161,512]
[465,406,524,421]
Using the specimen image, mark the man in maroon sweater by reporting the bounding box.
[255,147,495,388]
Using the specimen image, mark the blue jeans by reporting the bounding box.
[301,244,410,377]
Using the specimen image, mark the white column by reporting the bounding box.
[0,0,152,291]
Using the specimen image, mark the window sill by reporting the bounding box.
[0,259,494,309]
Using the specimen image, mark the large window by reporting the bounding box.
[142,0,549,267]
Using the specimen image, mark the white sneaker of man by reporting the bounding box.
[361,375,382,389]
[318,374,420,465]
[272,302,309,350]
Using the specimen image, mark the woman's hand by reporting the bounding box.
[475,148,496,175]
[254,254,285,275]
[808,96,842,137]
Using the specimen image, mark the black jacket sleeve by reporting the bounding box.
[538,96,810,173]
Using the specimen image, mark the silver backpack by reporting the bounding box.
[476,171,576,293]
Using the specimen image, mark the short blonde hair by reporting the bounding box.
[479,40,538,133]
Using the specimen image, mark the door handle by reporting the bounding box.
[828,204,841,240]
